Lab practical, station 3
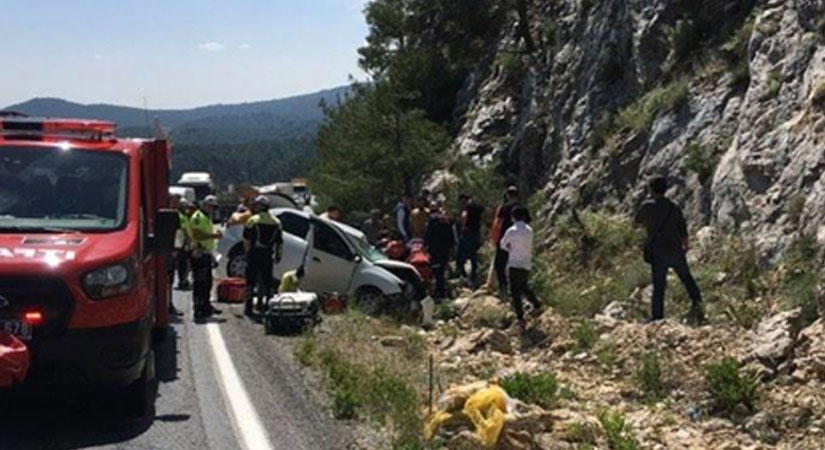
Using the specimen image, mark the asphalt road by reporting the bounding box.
[0,290,350,450]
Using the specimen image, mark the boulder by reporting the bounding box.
[747,308,802,370]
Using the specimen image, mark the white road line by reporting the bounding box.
[206,322,274,450]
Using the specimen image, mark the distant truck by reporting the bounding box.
[0,117,178,414]
[176,172,214,202]
[169,186,196,204]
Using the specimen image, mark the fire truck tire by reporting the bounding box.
[120,349,157,418]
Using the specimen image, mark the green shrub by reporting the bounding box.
[684,141,719,185]
[722,300,764,330]
[615,81,690,134]
[665,18,699,63]
[761,71,782,101]
[706,357,760,415]
[333,389,361,419]
[567,420,597,444]
[635,352,666,402]
[598,410,640,450]
[596,342,621,372]
[475,306,511,329]
[501,372,559,409]
[573,320,599,350]
[560,384,579,401]
[435,301,458,321]
[317,349,423,441]
[295,336,317,366]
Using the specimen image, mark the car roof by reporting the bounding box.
[272,208,367,241]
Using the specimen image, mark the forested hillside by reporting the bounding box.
[5,86,348,185]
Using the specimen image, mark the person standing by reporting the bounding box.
[189,195,223,320]
[634,177,704,324]
[243,195,284,316]
[320,205,342,222]
[410,196,430,239]
[175,199,195,290]
[424,202,456,300]
[362,209,382,245]
[395,194,413,242]
[493,186,525,297]
[500,206,543,330]
[456,194,485,288]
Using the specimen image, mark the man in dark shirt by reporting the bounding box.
[243,195,284,316]
[425,202,456,299]
[634,177,704,324]
[456,194,484,287]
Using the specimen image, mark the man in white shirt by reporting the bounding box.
[500,206,543,329]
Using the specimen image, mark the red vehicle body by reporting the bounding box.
[0,117,177,411]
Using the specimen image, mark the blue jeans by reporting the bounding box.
[650,253,702,320]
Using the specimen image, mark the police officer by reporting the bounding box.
[243,195,283,316]
[190,195,223,320]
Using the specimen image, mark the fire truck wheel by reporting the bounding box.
[120,349,158,418]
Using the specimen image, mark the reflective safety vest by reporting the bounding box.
[244,212,283,252]
[190,209,216,251]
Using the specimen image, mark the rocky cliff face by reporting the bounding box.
[455,0,825,253]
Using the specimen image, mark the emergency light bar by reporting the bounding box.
[0,117,116,141]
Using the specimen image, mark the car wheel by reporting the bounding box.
[120,349,157,418]
[355,286,384,316]
[227,248,247,278]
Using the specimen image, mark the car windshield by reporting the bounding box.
[342,231,387,263]
[0,146,128,232]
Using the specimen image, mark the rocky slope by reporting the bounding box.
[452,0,825,254]
[424,291,825,449]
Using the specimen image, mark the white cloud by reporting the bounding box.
[93,53,103,60]
[198,42,226,52]
[238,44,252,50]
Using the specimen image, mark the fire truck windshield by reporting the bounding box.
[0,146,128,232]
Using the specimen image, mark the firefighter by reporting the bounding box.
[243,195,284,316]
[190,195,223,320]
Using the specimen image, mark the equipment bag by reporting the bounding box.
[0,332,30,387]
[217,278,247,303]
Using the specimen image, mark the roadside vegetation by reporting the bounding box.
[295,311,428,449]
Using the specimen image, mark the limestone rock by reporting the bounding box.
[747,308,802,370]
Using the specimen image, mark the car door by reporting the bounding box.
[303,220,357,294]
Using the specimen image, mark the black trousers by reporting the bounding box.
[246,250,274,310]
[650,253,702,320]
[456,231,480,285]
[494,248,509,293]
[191,252,214,317]
[176,249,190,286]
[509,267,541,322]
[431,253,449,300]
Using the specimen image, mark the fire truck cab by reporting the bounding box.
[0,116,177,413]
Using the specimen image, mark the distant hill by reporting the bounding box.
[3,86,349,185]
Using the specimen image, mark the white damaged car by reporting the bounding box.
[216,208,425,314]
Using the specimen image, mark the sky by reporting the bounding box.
[1,0,368,109]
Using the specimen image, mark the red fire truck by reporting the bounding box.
[0,116,177,413]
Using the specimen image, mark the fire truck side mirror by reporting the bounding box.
[151,209,180,255]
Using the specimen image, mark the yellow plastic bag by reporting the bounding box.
[462,385,508,449]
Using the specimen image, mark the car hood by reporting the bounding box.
[0,226,137,276]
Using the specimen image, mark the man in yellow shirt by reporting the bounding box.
[278,266,305,293]
[190,195,223,320]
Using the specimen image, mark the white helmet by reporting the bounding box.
[253,195,271,208]
[202,195,219,207]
